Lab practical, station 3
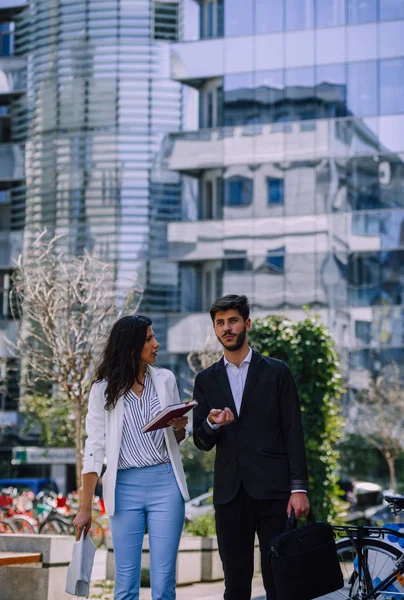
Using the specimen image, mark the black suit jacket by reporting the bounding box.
[193,350,308,505]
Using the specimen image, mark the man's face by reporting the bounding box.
[213,309,251,352]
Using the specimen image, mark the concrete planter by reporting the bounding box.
[0,534,74,600]
[106,534,261,585]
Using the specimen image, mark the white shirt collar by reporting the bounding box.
[224,346,253,368]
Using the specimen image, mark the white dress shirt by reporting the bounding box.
[206,347,306,494]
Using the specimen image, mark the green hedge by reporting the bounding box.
[249,312,344,521]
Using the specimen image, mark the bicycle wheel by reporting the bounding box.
[39,515,74,535]
[8,515,37,534]
[317,538,404,599]
[0,518,14,533]
[90,519,105,548]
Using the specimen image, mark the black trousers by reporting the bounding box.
[215,484,288,600]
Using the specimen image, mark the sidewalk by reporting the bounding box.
[90,550,266,600]
[90,577,266,600]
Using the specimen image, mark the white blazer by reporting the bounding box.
[82,366,190,516]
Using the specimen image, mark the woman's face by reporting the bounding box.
[140,326,160,366]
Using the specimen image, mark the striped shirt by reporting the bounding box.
[117,371,170,470]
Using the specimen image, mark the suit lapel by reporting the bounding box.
[239,350,264,416]
[215,358,238,418]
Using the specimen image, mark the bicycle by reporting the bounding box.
[319,494,404,599]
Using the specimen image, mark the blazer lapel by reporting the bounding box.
[239,350,264,416]
[149,366,168,408]
[215,358,238,418]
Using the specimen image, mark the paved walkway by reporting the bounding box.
[90,550,266,600]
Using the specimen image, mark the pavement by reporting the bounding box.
[90,549,266,600]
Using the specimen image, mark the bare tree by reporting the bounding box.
[7,231,143,492]
[354,364,404,493]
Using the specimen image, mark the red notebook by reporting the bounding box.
[142,400,198,433]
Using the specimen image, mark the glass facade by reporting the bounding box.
[0,2,26,444]
[13,0,183,358]
[167,0,404,389]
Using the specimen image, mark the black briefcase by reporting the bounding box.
[269,510,344,600]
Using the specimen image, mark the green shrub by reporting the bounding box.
[185,513,216,537]
[249,312,344,521]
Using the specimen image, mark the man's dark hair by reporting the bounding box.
[209,295,250,322]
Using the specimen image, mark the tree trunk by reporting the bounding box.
[386,455,397,494]
[75,405,84,496]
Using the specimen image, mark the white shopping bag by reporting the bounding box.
[65,530,97,597]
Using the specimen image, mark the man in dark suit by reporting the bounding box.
[193,294,310,600]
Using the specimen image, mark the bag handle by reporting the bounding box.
[286,508,316,531]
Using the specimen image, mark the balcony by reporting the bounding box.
[0,143,24,181]
[168,216,331,262]
[166,118,380,174]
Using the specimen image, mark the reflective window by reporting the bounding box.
[0,23,14,57]
[355,321,372,345]
[224,72,255,126]
[224,176,253,206]
[315,0,345,27]
[347,61,378,117]
[267,177,284,205]
[285,67,315,121]
[208,1,214,37]
[255,0,283,33]
[217,0,224,36]
[223,249,250,270]
[380,58,404,116]
[347,158,380,211]
[348,251,404,306]
[225,0,253,37]
[266,247,285,274]
[347,0,377,23]
[380,0,404,20]
[255,69,284,124]
[316,64,347,118]
[286,0,314,30]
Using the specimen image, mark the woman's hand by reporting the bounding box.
[73,509,92,540]
[167,416,188,430]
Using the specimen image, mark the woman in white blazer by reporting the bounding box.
[74,315,190,600]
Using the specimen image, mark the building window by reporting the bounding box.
[152,2,179,41]
[207,91,213,128]
[347,61,378,118]
[315,0,345,27]
[205,180,213,219]
[380,58,404,116]
[267,178,284,205]
[0,23,14,57]
[225,0,253,37]
[347,0,377,24]
[380,0,404,20]
[286,0,314,31]
[223,250,249,271]
[225,176,253,206]
[255,0,283,33]
[266,248,285,274]
[355,321,372,345]
[200,0,224,38]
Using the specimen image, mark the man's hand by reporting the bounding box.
[208,407,235,426]
[287,492,310,519]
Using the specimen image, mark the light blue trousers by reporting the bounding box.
[110,463,185,600]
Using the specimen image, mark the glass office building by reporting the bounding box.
[166,0,404,394]
[15,0,183,360]
[0,0,26,441]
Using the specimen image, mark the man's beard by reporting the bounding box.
[217,328,247,352]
